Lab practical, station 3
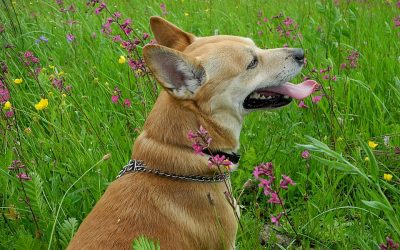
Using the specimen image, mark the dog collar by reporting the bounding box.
[117,160,230,182]
[202,149,241,164]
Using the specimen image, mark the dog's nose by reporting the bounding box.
[292,49,305,64]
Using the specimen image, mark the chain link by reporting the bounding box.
[117,160,230,183]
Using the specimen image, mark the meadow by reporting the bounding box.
[1,0,399,249]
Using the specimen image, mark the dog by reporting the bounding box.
[67,16,318,250]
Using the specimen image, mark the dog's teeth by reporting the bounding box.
[260,96,266,100]
[284,95,289,99]
[266,96,272,100]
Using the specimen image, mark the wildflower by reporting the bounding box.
[3,101,11,110]
[364,157,369,162]
[340,63,347,69]
[65,85,72,92]
[258,178,274,196]
[188,126,212,155]
[283,17,294,26]
[253,162,273,179]
[113,12,121,18]
[298,100,308,108]
[271,212,283,226]
[6,110,14,118]
[301,150,310,159]
[383,173,393,181]
[160,3,168,16]
[112,35,122,42]
[143,33,150,40]
[208,155,232,170]
[24,127,32,135]
[111,95,119,103]
[16,173,31,181]
[394,16,400,27]
[380,236,399,250]
[312,95,323,104]
[368,141,378,149]
[95,2,106,14]
[280,175,296,189]
[331,75,337,81]
[384,136,390,146]
[118,56,126,64]
[34,98,48,110]
[40,35,48,42]
[123,98,131,107]
[268,192,281,204]
[66,33,75,42]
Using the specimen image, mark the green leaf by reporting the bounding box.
[361,200,391,212]
[132,236,160,250]
[58,218,79,249]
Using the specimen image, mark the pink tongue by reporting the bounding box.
[262,80,320,100]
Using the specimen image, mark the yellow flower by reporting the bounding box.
[368,141,378,149]
[34,98,48,111]
[58,71,65,76]
[364,157,369,162]
[3,101,12,110]
[14,78,23,84]
[184,12,189,16]
[49,65,55,69]
[62,94,66,98]
[118,56,126,64]
[24,127,32,135]
[383,173,393,181]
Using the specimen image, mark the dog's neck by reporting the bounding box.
[131,91,240,175]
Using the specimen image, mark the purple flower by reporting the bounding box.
[208,155,232,169]
[160,3,168,16]
[143,33,150,40]
[253,162,273,179]
[279,175,295,189]
[268,192,281,204]
[298,100,308,108]
[123,98,131,107]
[111,95,119,103]
[259,178,274,196]
[283,17,294,26]
[94,2,106,15]
[312,95,323,104]
[6,110,14,118]
[331,75,337,81]
[16,173,31,181]
[113,12,121,18]
[301,150,310,159]
[271,212,283,226]
[66,33,75,42]
[192,143,205,155]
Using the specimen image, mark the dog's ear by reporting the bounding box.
[150,16,195,51]
[143,44,206,99]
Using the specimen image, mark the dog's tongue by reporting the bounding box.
[264,80,320,100]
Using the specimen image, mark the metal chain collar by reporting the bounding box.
[117,160,230,183]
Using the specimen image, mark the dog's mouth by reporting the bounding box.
[243,80,320,109]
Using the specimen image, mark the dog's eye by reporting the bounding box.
[247,57,258,70]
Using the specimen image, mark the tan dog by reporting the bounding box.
[68,16,318,249]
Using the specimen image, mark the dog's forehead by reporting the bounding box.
[184,35,256,55]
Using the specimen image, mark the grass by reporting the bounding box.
[1,0,399,249]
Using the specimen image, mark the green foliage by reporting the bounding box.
[132,236,160,250]
[58,218,78,249]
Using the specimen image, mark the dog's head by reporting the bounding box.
[143,17,318,138]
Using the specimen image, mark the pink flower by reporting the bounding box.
[143,33,150,40]
[66,33,75,42]
[259,178,274,196]
[192,143,205,155]
[16,173,31,181]
[253,162,273,179]
[312,95,323,104]
[111,95,119,103]
[268,192,281,204]
[340,63,347,69]
[283,17,294,26]
[331,75,337,81]
[123,98,131,107]
[279,175,296,189]
[160,3,168,16]
[301,150,310,159]
[113,12,121,18]
[298,100,308,108]
[208,155,233,169]
[323,74,330,80]
[271,212,283,226]
[6,110,14,118]
[394,16,400,27]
